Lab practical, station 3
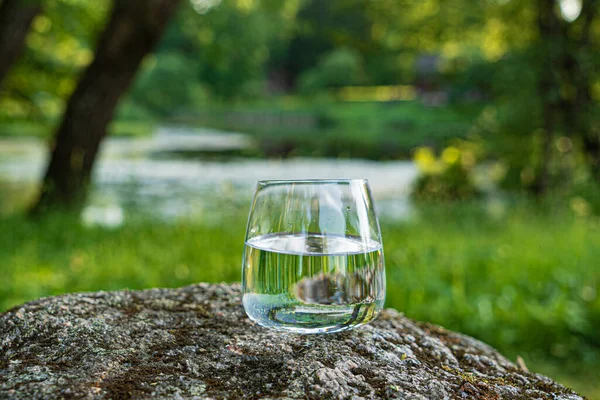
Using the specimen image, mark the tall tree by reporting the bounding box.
[533,0,599,192]
[531,0,564,195]
[32,0,181,213]
[569,0,599,181]
[0,0,42,86]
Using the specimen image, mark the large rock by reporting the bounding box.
[0,283,582,399]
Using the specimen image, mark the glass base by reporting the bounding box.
[243,293,383,334]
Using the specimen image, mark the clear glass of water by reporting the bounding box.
[242,179,386,334]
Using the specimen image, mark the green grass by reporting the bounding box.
[0,119,155,138]
[1,204,599,397]
[0,120,50,137]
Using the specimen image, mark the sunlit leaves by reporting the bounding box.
[137,0,298,100]
[1,0,110,120]
[1,0,598,122]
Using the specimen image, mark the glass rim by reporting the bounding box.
[257,178,369,186]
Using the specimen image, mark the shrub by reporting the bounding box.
[411,145,481,201]
[298,47,364,93]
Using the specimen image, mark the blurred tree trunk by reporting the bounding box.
[567,0,600,181]
[534,0,599,191]
[0,0,42,86]
[31,0,181,213]
[532,0,563,196]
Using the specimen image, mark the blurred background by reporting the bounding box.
[0,0,598,396]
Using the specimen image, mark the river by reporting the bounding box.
[0,127,418,226]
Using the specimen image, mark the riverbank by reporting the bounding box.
[0,99,482,160]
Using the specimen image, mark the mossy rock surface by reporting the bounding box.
[0,283,583,399]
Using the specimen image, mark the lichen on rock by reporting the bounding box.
[0,283,583,399]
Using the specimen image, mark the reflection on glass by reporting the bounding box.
[242,179,386,334]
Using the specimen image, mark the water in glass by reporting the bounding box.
[242,180,385,333]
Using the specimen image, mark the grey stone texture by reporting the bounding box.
[0,283,583,399]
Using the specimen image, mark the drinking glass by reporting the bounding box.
[242,179,386,334]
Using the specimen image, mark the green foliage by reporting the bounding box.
[1,0,596,178]
[0,0,109,121]
[186,100,481,160]
[298,47,364,93]
[0,119,155,139]
[411,145,481,201]
[283,0,373,83]
[150,0,295,101]
[467,50,542,191]
[125,52,207,117]
[412,164,479,202]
